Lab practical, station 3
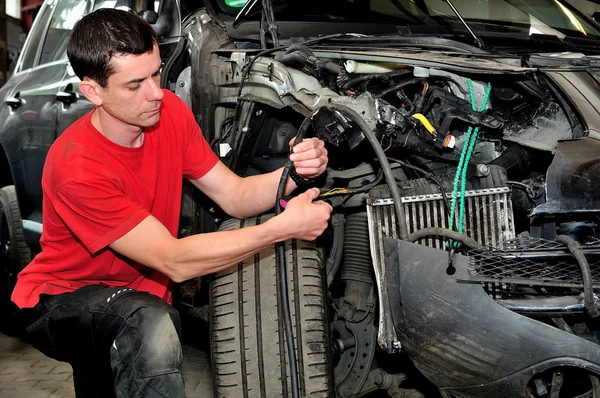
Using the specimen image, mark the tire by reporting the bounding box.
[211,216,333,397]
[0,185,32,315]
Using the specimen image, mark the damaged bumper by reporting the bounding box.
[384,238,600,397]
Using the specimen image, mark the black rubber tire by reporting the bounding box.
[211,216,333,398]
[0,185,32,314]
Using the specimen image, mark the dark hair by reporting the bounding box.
[67,8,158,88]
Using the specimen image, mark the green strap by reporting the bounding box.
[449,80,492,240]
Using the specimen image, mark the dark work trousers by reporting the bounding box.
[19,284,185,398]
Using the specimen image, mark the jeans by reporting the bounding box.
[19,284,185,398]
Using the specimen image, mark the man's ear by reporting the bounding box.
[79,78,104,106]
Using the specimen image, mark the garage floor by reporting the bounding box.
[0,331,214,398]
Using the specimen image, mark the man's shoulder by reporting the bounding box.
[44,113,109,189]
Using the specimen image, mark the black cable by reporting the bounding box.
[407,227,485,250]
[556,235,600,318]
[274,109,321,398]
[210,117,234,149]
[375,78,424,99]
[341,68,412,91]
[324,104,409,240]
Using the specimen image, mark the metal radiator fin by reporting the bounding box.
[365,187,515,351]
[368,187,515,249]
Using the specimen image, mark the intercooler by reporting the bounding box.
[365,186,516,350]
[366,186,516,251]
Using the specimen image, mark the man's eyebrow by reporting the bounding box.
[123,67,162,85]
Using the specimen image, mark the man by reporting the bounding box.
[11,8,331,398]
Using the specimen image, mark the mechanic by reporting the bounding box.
[11,8,331,398]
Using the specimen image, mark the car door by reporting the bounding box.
[2,0,92,225]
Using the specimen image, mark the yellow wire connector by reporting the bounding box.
[411,113,455,149]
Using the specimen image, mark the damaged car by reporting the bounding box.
[3,0,600,397]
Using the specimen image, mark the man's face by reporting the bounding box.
[98,44,164,129]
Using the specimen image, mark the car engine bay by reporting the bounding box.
[174,14,600,396]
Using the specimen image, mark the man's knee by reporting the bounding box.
[111,293,183,376]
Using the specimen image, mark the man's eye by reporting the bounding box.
[128,85,140,91]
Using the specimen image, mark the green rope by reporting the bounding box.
[448,80,492,242]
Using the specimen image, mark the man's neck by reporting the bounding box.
[91,108,144,148]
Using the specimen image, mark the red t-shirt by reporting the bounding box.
[12,90,218,308]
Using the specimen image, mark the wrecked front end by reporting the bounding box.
[372,71,600,397]
[176,6,600,396]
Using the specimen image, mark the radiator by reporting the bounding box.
[367,187,515,250]
[365,186,515,351]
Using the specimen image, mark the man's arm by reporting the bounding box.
[190,137,327,219]
[109,188,331,282]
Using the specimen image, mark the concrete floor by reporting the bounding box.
[0,332,214,397]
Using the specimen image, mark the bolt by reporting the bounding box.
[242,127,249,133]
[476,164,490,176]
[179,81,186,87]
[255,110,263,116]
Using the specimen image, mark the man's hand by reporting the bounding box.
[289,138,328,179]
[271,187,332,241]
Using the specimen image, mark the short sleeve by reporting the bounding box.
[178,97,219,180]
[54,179,150,254]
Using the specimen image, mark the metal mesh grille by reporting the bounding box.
[464,237,600,289]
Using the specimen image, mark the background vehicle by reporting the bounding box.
[3,0,600,397]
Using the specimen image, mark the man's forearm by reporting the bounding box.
[165,216,289,281]
[229,167,297,219]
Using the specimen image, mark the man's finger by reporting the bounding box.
[303,187,320,201]
[292,137,323,153]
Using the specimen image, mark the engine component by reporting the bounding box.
[365,184,515,351]
[334,213,378,397]
[488,145,530,178]
[368,187,515,250]
[339,213,375,322]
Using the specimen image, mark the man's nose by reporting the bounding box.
[147,78,164,102]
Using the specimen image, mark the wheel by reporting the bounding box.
[0,185,32,315]
[211,216,333,397]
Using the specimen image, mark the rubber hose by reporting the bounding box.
[275,108,322,398]
[341,69,412,90]
[325,104,409,240]
[407,227,485,250]
[375,78,425,98]
[340,213,373,283]
[556,235,600,318]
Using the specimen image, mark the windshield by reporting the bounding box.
[211,0,600,40]
[420,0,600,39]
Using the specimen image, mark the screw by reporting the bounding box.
[242,127,249,133]
[179,81,186,87]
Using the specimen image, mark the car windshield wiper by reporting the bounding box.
[443,0,485,49]
[233,0,279,47]
[233,0,260,28]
